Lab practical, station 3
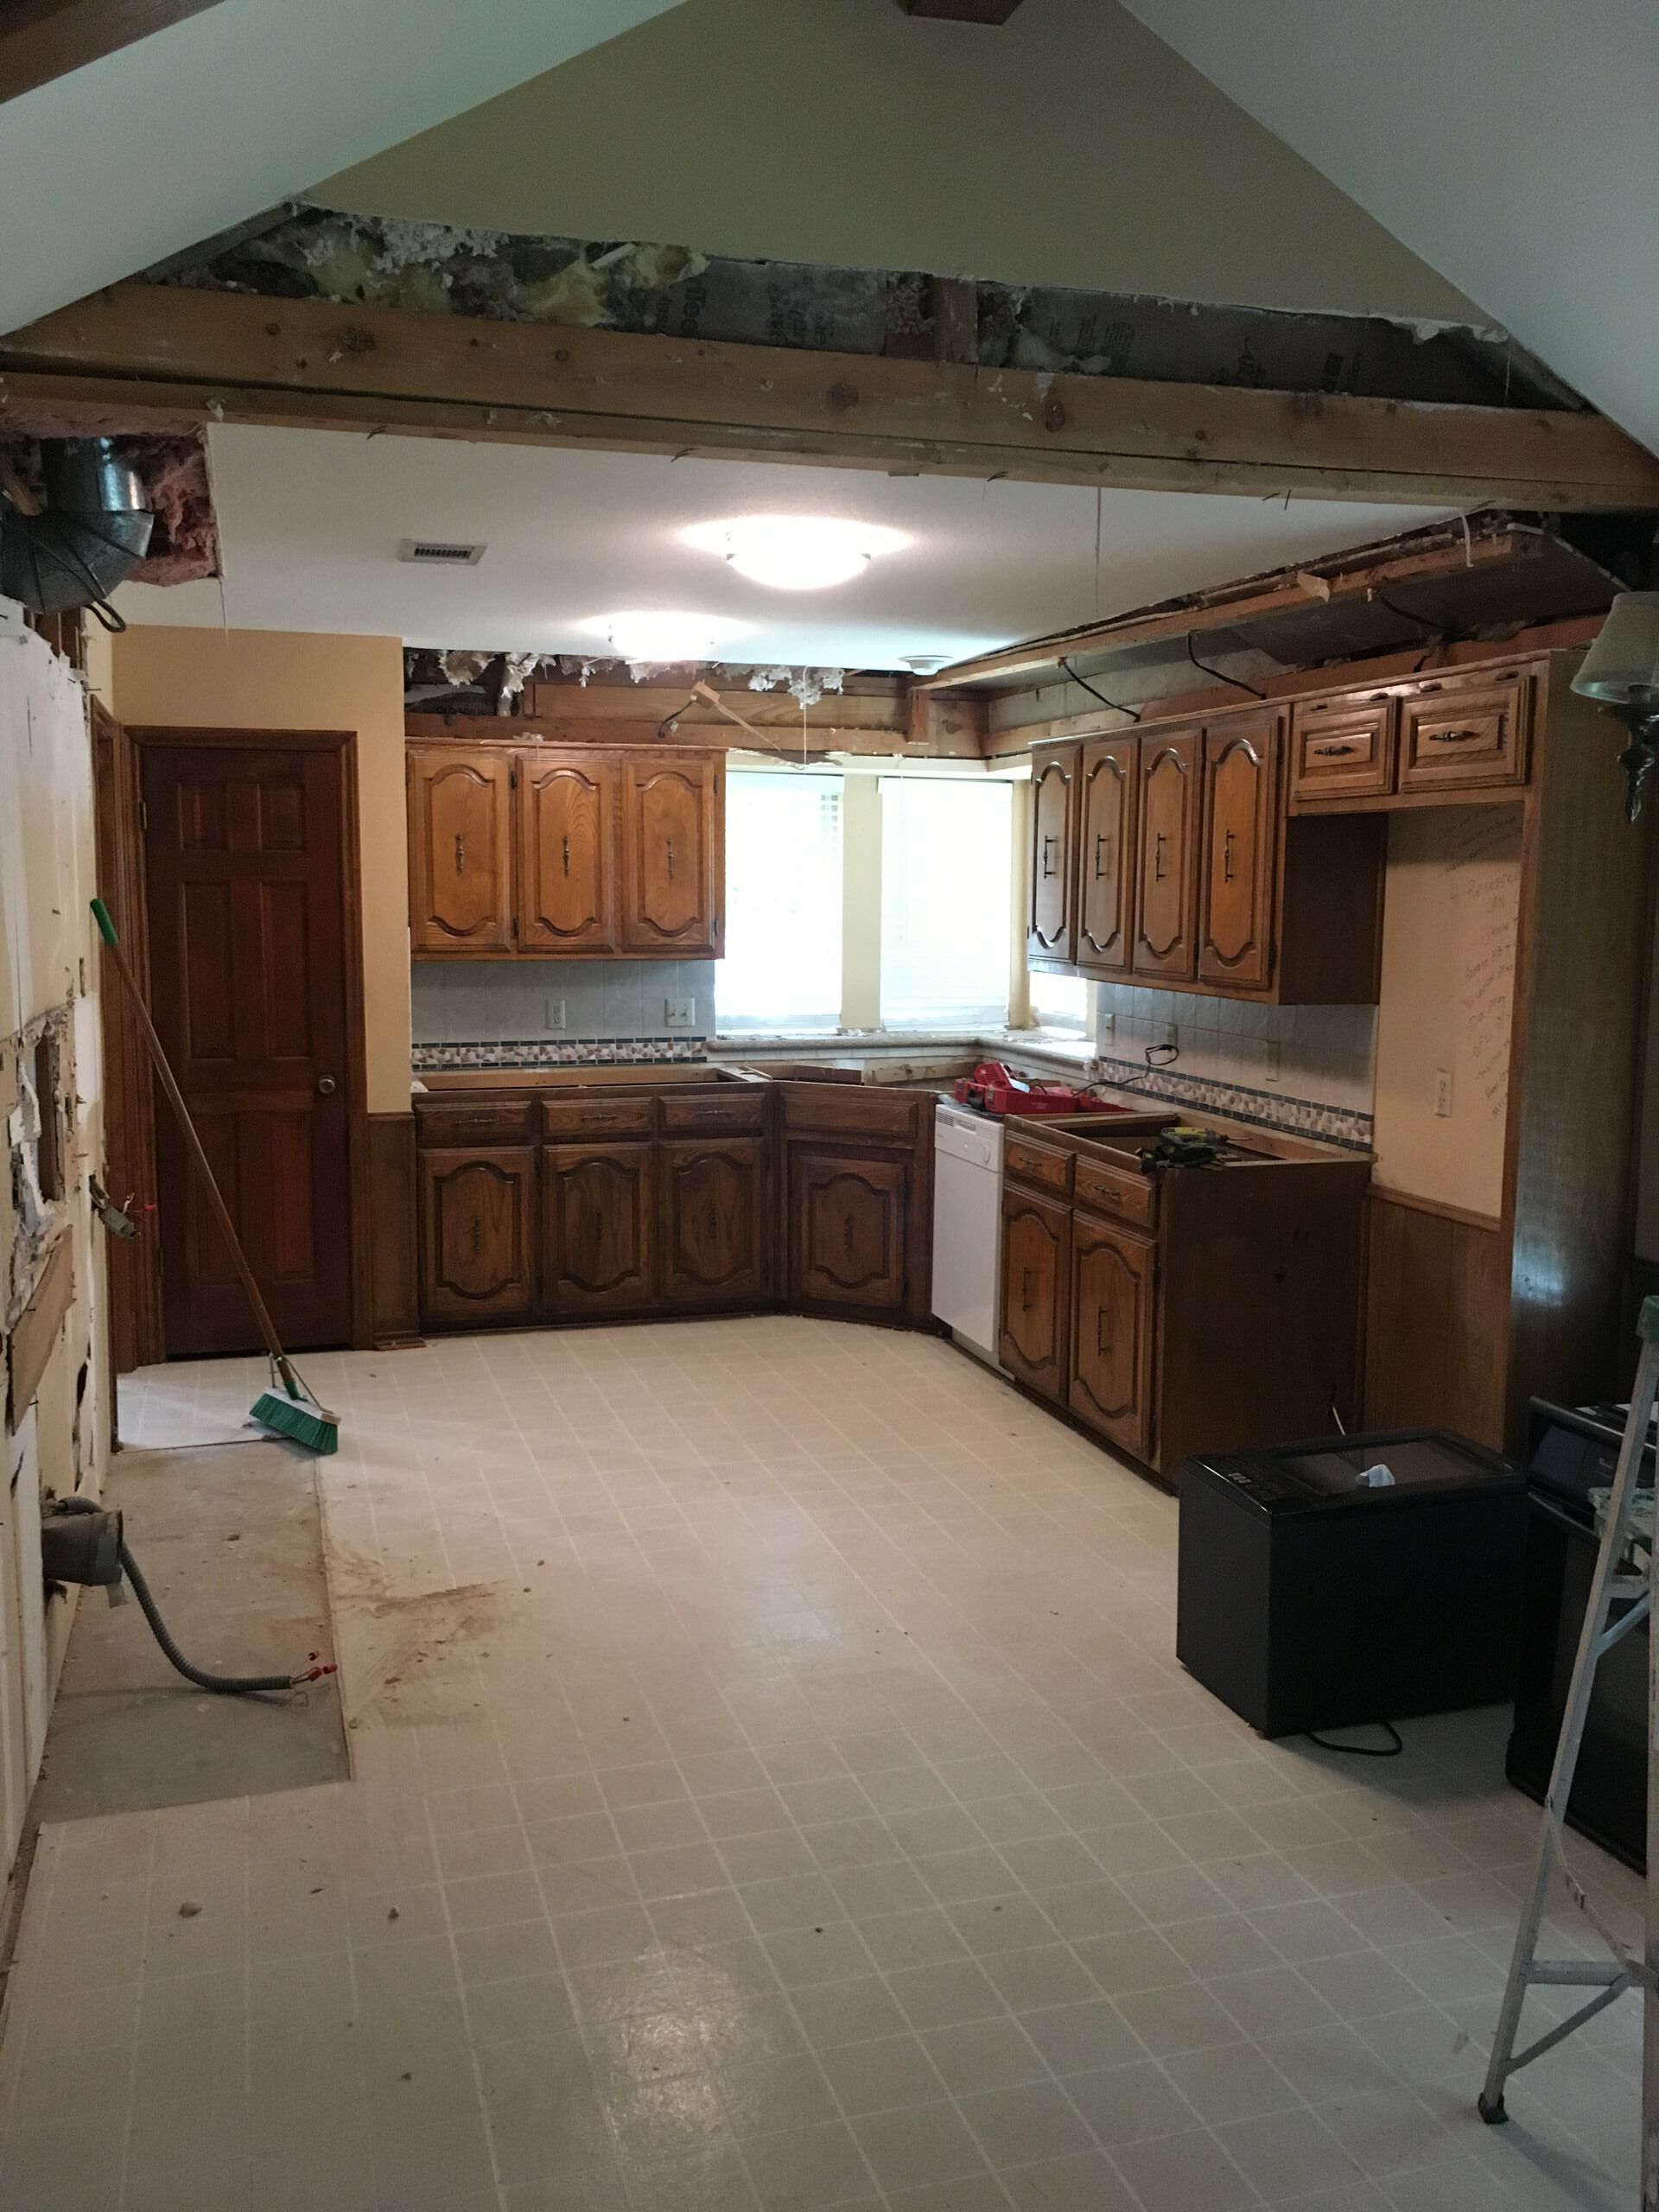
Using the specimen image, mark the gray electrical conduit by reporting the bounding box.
[117,1540,336,1697]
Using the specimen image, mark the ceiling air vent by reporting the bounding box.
[398,538,486,567]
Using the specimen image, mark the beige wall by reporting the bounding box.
[111,627,411,1113]
[321,0,1476,321]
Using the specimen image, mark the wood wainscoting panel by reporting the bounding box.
[368,1113,421,1344]
[1363,1187,1509,1449]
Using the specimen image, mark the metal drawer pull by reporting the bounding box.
[1311,742,1356,758]
[1433,728,1484,744]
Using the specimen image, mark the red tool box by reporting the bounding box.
[951,1061,1113,1117]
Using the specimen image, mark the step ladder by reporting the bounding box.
[1479,1294,1658,2205]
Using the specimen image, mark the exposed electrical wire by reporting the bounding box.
[1060,656,1140,723]
[1185,633,1266,699]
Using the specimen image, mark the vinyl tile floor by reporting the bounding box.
[0,1318,1641,2211]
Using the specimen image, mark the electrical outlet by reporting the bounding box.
[543,998,567,1032]
[1154,1020,1177,1050]
[1099,1012,1115,1043]
[1262,1039,1282,1085]
[664,996,696,1029]
[1435,1067,1454,1117]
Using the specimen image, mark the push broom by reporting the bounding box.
[90,898,340,1454]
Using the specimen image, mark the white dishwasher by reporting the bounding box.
[931,1102,1006,1370]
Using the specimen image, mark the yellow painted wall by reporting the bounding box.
[320,0,1477,321]
[111,628,411,1112]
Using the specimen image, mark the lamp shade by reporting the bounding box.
[1573,593,1659,705]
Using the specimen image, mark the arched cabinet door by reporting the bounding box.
[518,754,617,954]
[408,748,514,952]
[1027,746,1078,966]
[620,754,722,957]
[1198,712,1278,992]
[789,1151,909,1314]
[542,1143,654,1316]
[1069,1214,1154,1458]
[1077,737,1138,976]
[419,1147,536,1322]
[998,1185,1069,1401]
[1133,729,1199,981]
[660,1137,769,1308]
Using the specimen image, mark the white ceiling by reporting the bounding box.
[1122,0,1659,456]
[114,426,1450,669]
[0,0,685,332]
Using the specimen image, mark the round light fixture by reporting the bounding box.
[683,515,908,592]
[582,611,747,664]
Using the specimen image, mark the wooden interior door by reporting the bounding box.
[419,1147,536,1324]
[660,1137,769,1309]
[620,753,722,956]
[1198,712,1278,991]
[408,747,514,952]
[543,1143,654,1316]
[1069,1215,1154,1456]
[1076,737,1138,976]
[1027,746,1077,966]
[518,753,616,954]
[142,738,356,1356]
[790,1150,908,1313]
[1133,729,1199,980]
[998,1185,1069,1400]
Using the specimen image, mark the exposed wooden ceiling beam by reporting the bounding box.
[0,0,225,104]
[4,283,1658,512]
[899,1,1026,21]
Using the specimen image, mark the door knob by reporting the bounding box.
[316,1075,337,1096]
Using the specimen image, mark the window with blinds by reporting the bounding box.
[880,777,1012,1030]
[715,771,843,1031]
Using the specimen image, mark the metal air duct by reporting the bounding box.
[1,437,153,621]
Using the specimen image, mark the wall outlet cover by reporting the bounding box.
[544,998,567,1032]
[1435,1067,1454,1117]
[1154,1020,1177,1050]
[664,997,696,1029]
[1262,1039,1282,1085]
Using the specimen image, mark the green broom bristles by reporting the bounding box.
[251,1392,339,1454]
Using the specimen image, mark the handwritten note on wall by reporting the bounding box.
[1372,806,1523,1219]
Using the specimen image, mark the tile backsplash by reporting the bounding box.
[1093,983,1376,1150]
[411,959,715,1071]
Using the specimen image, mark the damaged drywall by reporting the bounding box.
[0,432,219,588]
[405,649,854,716]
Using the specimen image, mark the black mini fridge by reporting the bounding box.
[1177,1428,1526,1738]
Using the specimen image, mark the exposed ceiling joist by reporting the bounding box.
[899,1,1026,20]
[0,0,223,104]
[5,283,1658,512]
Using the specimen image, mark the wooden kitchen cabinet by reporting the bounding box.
[1397,670,1529,793]
[1027,744,1079,969]
[1069,1212,1154,1457]
[999,1181,1071,1400]
[1133,728,1201,981]
[1198,711,1277,991]
[1288,693,1395,804]
[408,748,514,953]
[542,1141,654,1317]
[1076,737,1137,976]
[660,1135,769,1309]
[789,1150,910,1314]
[518,753,617,954]
[1290,664,1533,811]
[418,1145,536,1324]
[620,753,724,957]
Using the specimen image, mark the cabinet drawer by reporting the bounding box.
[1289,696,1395,804]
[1074,1155,1157,1230]
[660,1088,767,1135]
[780,1084,922,1141]
[1398,674,1529,791]
[1004,1130,1073,1198]
[540,1095,655,1140]
[416,1101,536,1147]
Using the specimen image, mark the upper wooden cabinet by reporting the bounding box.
[621,753,724,957]
[1198,711,1276,992]
[408,749,514,953]
[1027,746,1079,969]
[1290,664,1532,810]
[1076,737,1137,976]
[408,742,724,959]
[1134,728,1202,982]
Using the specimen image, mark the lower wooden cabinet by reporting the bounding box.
[998,1184,1070,1399]
[1069,1212,1154,1456]
[543,1142,654,1317]
[660,1136,769,1309]
[419,1146,537,1324]
[789,1150,910,1314]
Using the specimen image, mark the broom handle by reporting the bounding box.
[91,899,300,1393]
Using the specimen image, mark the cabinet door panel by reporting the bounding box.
[998,1185,1069,1400]
[790,1150,908,1313]
[1069,1215,1154,1456]
[419,1147,535,1323]
[409,750,513,952]
[1198,714,1277,991]
[1077,738,1137,976]
[661,1136,769,1309]
[518,754,616,953]
[543,1142,654,1316]
[621,754,722,956]
[1133,731,1199,980]
[1027,746,1078,967]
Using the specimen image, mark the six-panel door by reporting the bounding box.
[1133,730,1200,980]
[1198,713,1277,992]
[408,749,514,952]
[1027,746,1078,968]
[1069,1212,1154,1456]
[621,754,722,956]
[518,754,617,953]
[790,1151,909,1313]
[1076,737,1137,976]
[660,1136,770,1308]
[542,1142,654,1315]
[998,1184,1069,1400]
[419,1147,536,1323]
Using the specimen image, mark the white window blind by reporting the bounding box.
[880,778,1012,1030]
[715,771,843,1032]
[1029,972,1091,1032]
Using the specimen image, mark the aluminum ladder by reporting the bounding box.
[1480,1295,1659,2206]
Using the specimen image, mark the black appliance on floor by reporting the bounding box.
[1507,1397,1653,1872]
[1178,1428,1525,1738]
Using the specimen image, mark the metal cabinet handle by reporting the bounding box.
[1096,1310,1111,1357]
[316,1074,337,1096]
[1093,833,1109,880]
[667,837,676,880]
[469,1216,482,1257]
[1311,742,1356,758]
[1223,829,1236,885]
[1040,834,1058,880]
[1154,831,1167,883]
[843,1214,855,1253]
[1020,1267,1033,1313]
[562,834,570,878]
[454,832,466,874]
[1432,728,1483,745]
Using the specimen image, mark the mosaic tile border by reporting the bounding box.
[1088,1053,1373,1152]
[413,1035,709,1072]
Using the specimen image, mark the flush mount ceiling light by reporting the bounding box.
[683,515,909,592]
[583,611,747,664]
[1573,593,1659,821]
